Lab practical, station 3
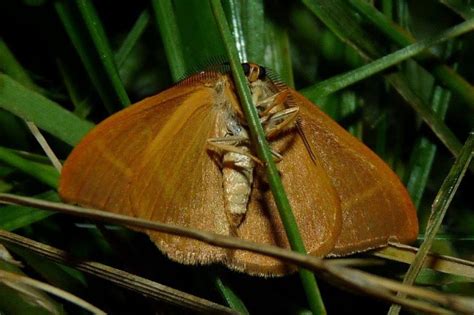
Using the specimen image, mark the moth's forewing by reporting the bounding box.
[128,87,231,264]
[289,89,418,255]
[59,75,230,265]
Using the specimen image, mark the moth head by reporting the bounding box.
[242,63,267,82]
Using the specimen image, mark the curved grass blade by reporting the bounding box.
[0,74,93,146]
[0,147,58,188]
[301,18,474,100]
[346,0,474,111]
[210,1,326,314]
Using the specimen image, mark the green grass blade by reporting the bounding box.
[0,147,58,188]
[405,41,455,207]
[386,73,463,158]
[174,0,227,71]
[115,9,150,68]
[224,0,248,61]
[8,246,88,295]
[441,0,474,19]
[56,59,92,119]
[302,0,383,59]
[264,12,294,87]
[389,132,474,314]
[151,0,187,81]
[0,39,43,94]
[76,0,130,107]
[240,0,265,63]
[347,0,474,110]
[211,1,326,313]
[212,275,249,315]
[0,191,58,231]
[0,74,93,146]
[301,18,474,100]
[55,1,123,112]
[57,9,150,118]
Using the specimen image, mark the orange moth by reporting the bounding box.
[59,63,418,276]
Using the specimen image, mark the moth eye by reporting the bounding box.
[241,63,251,76]
[258,66,266,80]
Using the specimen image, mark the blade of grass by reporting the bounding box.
[441,0,474,19]
[240,0,265,63]
[212,274,249,315]
[0,191,58,231]
[56,59,92,119]
[115,9,150,68]
[0,74,94,146]
[224,0,247,61]
[9,246,88,296]
[151,0,187,81]
[300,18,474,100]
[302,0,384,59]
[76,0,130,107]
[58,9,151,119]
[405,41,456,207]
[347,0,474,111]
[0,147,58,188]
[385,73,463,158]
[389,132,474,314]
[210,1,326,314]
[54,1,122,112]
[0,39,44,94]
[173,0,227,71]
[374,245,474,279]
[263,10,294,87]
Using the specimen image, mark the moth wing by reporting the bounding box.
[232,121,343,275]
[289,89,418,255]
[60,79,228,264]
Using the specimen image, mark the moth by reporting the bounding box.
[59,63,418,276]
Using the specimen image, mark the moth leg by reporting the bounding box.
[207,137,262,165]
[256,90,289,116]
[207,137,282,163]
[262,107,299,138]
